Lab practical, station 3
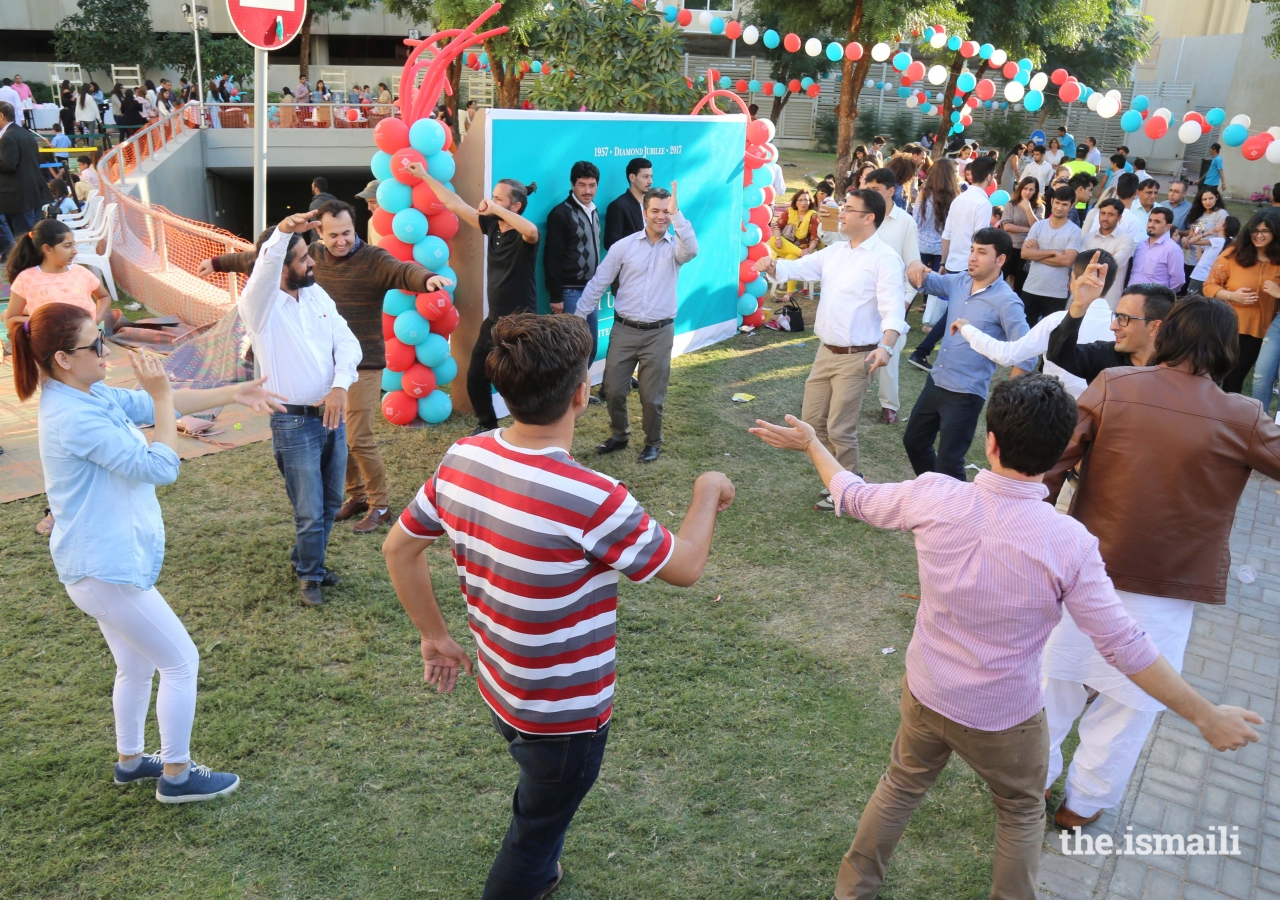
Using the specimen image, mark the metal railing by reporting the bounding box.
[194,102,401,130]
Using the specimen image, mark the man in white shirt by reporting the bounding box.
[942,156,998,273]
[865,167,920,425]
[1082,199,1136,308]
[1083,173,1146,245]
[755,188,907,509]
[239,211,362,607]
[1085,137,1103,169]
[0,79,22,117]
[1129,177,1159,234]
[1022,145,1056,197]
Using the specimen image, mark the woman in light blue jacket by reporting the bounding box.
[10,303,284,803]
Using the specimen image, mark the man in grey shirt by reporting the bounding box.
[1019,186,1083,325]
[575,182,697,463]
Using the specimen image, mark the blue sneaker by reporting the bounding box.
[155,763,240,804]
[113,752,164,785]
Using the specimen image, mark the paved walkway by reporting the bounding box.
[1036,473,1280,900]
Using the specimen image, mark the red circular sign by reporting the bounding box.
[226,0,308,51]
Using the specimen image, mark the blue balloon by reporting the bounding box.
[413,235,450,269]
[431,356,458,387]
[763,29,779,49]
[1130,94,1149,112]
[947,35,961,51]
[953,95,964,107]
[1205,107,1226,127]
[425,151,456,184]
[983,100,993,109]
[1120,109,1143,133]
[441,181,456,195]
[801,77,814,90]
[737,294,759,317]
[953,123,964,134]
[394,310,431,345]
[748,79,761,93]
[414,333,450,369]
[979,43,993,59]
[739,242,749,262]
[530,60,543,73]
[772,82,786,97]
[663,5,677,21]
[409,118,446,155]
[710,17,725,35]
[435,265,457,287]
[392,207,428,244]
[924,27,935,40]
[751,165,772,187]
[957,72,976,93]
[898,87,911,99]
[371,151,393,182]
[742,223,762,246]
[989,190,1011,206]
[892,51,912,72]
[381,369,403,392]
[719,76,731,88]
[950,111,962,124]
[1018,58,1033,70]
[1014,70,1030,86]
[383,289,415,316]
[826,42,843,62]
[1023,90,1044,112]
[376,179,412,214]
[418,390,452,424]
[743,185,764,208]
[920,103,934,115]
[746,275,768,297]
[1222,123,1249,147]
[736,314,745,327]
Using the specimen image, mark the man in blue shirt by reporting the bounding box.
[1156,178,1193,231]
[1057,126,1076,161]
[903,227,1035,480]
[1202,143,1224,193]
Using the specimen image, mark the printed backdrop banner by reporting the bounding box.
[485,109,746,375]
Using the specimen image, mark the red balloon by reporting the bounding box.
[806,84,821,98]
[1002,62,1019,79]
[746,119,771,145]
[960,41,978,58]
[382,390,418,425]
[412,181,447,216]
[441,126,454,153]
[901,75,914,87]
[1242,133,1273,161]
[426,209,459,241]
[739,259,759,282]
[845,42,863,61]
[907,60,926,81]
[430,304,460,336]
[747,242,769,261]
[761,185,776,208]
[985,180,997,196]
[384,338,416,372]
[371,207,395,238]
[788,79,801,93]
[1059,82,1082,103]
[735,79,748,93]
[391,148,426,185]
[742,309,765,328]
[738,280,749,296]
[380,235,413,262]
[783,33,801,53]
[725,21,742,40]
[374,117,410,154]
[1185,111,1207,128]
[748,205,771,230]
[1050,68,1068,86]
[676,8,692,25]
[965,96,979,109]
[382,313,397,341]
[416,290,452,320]
[400,363,437,399]
[975,79,995,100]
[1143,116,1168,139]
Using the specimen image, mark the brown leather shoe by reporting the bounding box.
[352,508,392,534]
[881,408,899,425]
[335,498,369,522]
[1054,801,1102,830]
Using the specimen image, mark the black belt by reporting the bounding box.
[615,315,673,331]
[822,343,878,355]
[277,404,324,417]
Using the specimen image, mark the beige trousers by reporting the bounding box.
[343,372,389,510]
[801,344,873,472]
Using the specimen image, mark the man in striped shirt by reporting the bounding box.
[752,374,1260,900]
[383,313,734,900]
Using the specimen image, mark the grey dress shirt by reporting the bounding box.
[575,212,698,322]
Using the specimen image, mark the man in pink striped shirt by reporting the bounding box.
[752,373,1260,900]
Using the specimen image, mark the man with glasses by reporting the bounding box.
[754,189,906,509]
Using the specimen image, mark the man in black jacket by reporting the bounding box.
[604,157,651,250]
[0,101,51,259]
[1046,258,1175,385]
[545,161,603,367]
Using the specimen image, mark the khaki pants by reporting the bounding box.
[802,344,873,472]
[343,372,389,510]
[835,676,1048,900]
[605,320,673,448]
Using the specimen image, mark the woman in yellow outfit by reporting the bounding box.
[768,189,820,300]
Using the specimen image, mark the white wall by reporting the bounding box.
[1221,3,1280,196]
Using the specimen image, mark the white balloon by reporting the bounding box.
[906,95,920,108]
[1267,139,1280,164]
[1231,114,1252,127]
[1106,89,1122,102]
[742,25,759,45]
[1029,72,1048,92]
[804,37,822,57]
[930,32,948,49]
[927,65,948,85]
[990,49,1007,67]
[1004,81,1025,102]
[1177,120,1203,144]
[1097,97,1119,118]
[1086,91,1101,111]
[697,10,712,26]
[1153,107,1172,122]
[871,42,891,62]
[1268,126,1280,139]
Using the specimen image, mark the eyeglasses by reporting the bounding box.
[1252,228,1274,237]
[1112,313,1152,327]
[842,207,873,217]
[69,335,107,357]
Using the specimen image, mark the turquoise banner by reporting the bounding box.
[486,110,746,364]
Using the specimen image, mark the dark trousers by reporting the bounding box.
[0,208,40,259]
[913,316,949,360]
[1181,263,1196,296]
[270,413,346,581]
[482,714,610,900]
[1020,291,1068,327]
[468,316,500,430]
[903,375,986,481]
[1223,334,1264,394]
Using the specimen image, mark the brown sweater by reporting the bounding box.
[212,240,436,369]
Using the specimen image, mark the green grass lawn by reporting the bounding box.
[1,302,1017,900]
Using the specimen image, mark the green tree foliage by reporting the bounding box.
[1251,0,1280,57]
[1035,0,1152,118]
[160,31,256,89]
[297,0,374,80]
[528,0,698,114]
[53,0,168,78]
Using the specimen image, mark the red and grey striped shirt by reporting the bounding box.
[398,431,674,735]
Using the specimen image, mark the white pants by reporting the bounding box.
[923,295,946,326]
[65,577,199,763]
[876,331,909,411]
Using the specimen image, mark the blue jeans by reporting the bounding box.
[481,714,610,900]
[1253,314,1280,415]
[270,413,347,582]
[560,287,599,368]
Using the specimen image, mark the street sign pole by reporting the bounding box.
[253,47,268,235]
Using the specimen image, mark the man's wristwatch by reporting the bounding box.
[877,343,895,357]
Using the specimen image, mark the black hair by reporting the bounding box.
[0,101,14,123]
[1271,184,1280,203]
[1072,248,1118,296]
[1138,178,1160,192]
[1087,136,1097,145]
[967,155,997,184]
[4,218,73,284]
[1188,185,1223,225]
[985,373,1079,476]
[254,226,305,267]
[312,176,328,192]
[1032,144,1046,154]
[872,135,885,145]
[1057,125,1067,133]
[77,154,93,166]
[1148,296,1238,383]
[1223,216,1241,242]
[315,198,357,225]
[1226,210,1280,269]
[1210,142,1221,152]
[971,225,1012,262]
[1148,207,1174,226]
[625,157,652,179]
[1097,197,1125,215]
[748,103,759,116]
[498,178,537,213]
[1118,145,1129,155]
[1068,172,1097,191]
[569,160,600,183]
[1109,153,1127,168]
[866,167,897,190]
[849,188,886,228]
[1049,185,1075,204]
[1120,283,1176,321]
[1115,173,1139,200]
[487,313,592,425]
[1133,157,1147,170]
[1075,145,1089,159]
[642,187,671,211]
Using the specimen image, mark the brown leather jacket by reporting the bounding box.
[1046,365,1280,604]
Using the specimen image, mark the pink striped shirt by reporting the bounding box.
[830,468,1158,730]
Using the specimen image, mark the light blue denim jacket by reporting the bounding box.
[38,379,181,590]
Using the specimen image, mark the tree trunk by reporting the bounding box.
[485,41,524,109]
[447,56,462,143]
[833,1,868,199]
[930,52,966,161]
[298,13,312,82]
[768,62,790,125]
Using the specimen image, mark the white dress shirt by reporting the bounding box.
[875,204,921,303]
[1022,159,1055,192]
[775,233,908,347]
[942,185,994,272]
[1086,147,1103,167]
[1084,203,1147,245]
[576,212,697,322]
[1083,228,1136,307]
[0,85,21,114]
[238,228,362,406]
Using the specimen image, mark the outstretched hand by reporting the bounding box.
[749,415,816,452]
[906,260,929,289]
[421,635,475,694]
[1198,705,1264,752]
[231,376,288,414]
[127,349,172,400]
[668,181,679,215]
[279,210,320,234]
[196,259,215,278]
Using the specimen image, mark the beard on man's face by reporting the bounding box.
[287,267,316,290]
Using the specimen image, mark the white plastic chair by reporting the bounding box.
[70,201,113,253]
[72,203,118,302]
[62,193,104,233]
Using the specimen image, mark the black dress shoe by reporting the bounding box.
[638,445,660,463]
[290,564,341,586]
[299,581,325,607]
[596,437,629,454]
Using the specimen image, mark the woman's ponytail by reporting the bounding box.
[4,219,72,285]
[8,303,93,401]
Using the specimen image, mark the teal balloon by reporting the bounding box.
[1018,58,1032,70]
[772,82,785,97]
[920,103,934,115]
[1023,90,1044,112]
[530,60,543,73]
[751,165,772,187]
[425,151,456,183]
[1014,70,1030,86]
[418,390,452,425]
[413,234,450,269]
[1130,94,1149,112]
[663,5,677,21]
[742,223,762,246]
[897,87,911,99]
[924,27,935,40]
[710,17,725,35]
[743,184,764,208]
[746,275,768,297]
[392,207,428,244]
[719,76,731,88]
[826,42,843,62]
[409,118,447,155]
[763,29,779,49]
[989,190,1011,206]
[801,77,814,90]
[1222,123,1249,147]
[441,181,456,194]
[979,43,993,59]
[739,242,749,261]
[431,356,458,386]
[381,369,403,392]
[947,35,961,51]
[736,314,744,327]
[383,289,415,315]
[1205,107,1225,127]
[394,310,431,345]
[1120,109,1143,133]
[892,51,911,72]
[748,79,761,92]
[953,123,965,134]
[414,333,450,368]
[376,179,412,214]
[737,294,759,316]
[435,265,457,287]
[956,72,976,93]
[371,151,392,181]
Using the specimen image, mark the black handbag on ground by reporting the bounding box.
[775,301,805,333]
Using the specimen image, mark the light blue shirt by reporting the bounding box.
[1204,155,1224,187]
[39,379,181,590]
[1060,132,1076,159]
[922,271,1036,398]
[1156,198,1193,231]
